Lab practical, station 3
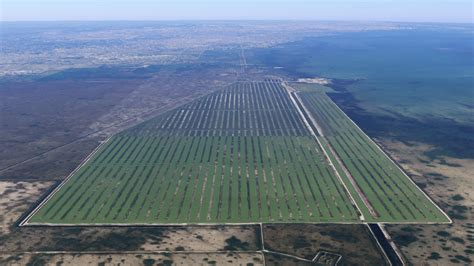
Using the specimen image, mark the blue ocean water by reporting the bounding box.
[250,26,474,125]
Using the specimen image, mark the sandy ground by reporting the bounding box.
[0,181,53,235]
[0,252,264,266]
[379,139,473,265]
[141,227,259,252]
[380,140,473,204]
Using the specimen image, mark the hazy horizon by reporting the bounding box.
[1,0,472,23]
[1,19,473,25]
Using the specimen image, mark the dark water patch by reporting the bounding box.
[451,237,466,244]
[452,194,465,201]
[438,158,463,167]
[428,252,442,260]
[425,172,450,182]
[452,205,469,213]
[437,231,451,237]
[161,259,174,266]
[455,255,472,263]
[224,235,250,251]
[400,226,421,233]
[418,158,430,164]
[425,172,450,180]
[329,78,361,92]
[327,91,474,159]
[368,224,403,265]
[417,183,427,189]
[143,259,156,266]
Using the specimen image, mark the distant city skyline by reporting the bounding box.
[1,0,472,23]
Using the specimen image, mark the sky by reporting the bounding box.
[1,0,472,23]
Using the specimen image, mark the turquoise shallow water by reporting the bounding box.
[249,27,474,125]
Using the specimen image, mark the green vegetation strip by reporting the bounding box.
[299,91,450,223]
[27,81,359,224]
[27,81,448,224]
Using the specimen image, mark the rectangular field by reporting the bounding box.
[25,81,359,224]
[24,80,449,225]
[298,91,450,223]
